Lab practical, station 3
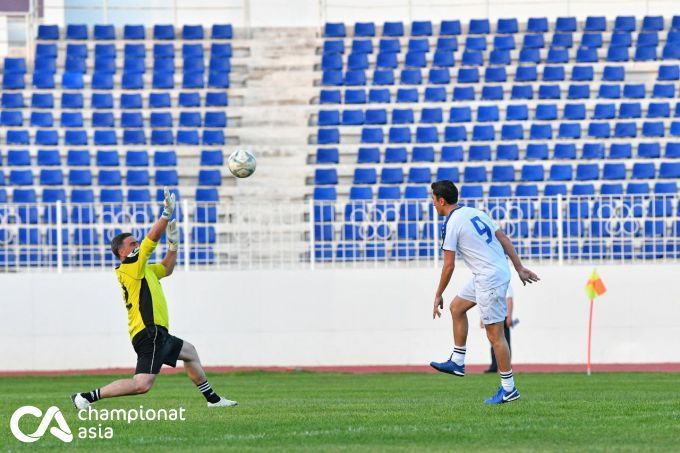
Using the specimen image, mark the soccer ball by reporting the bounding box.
[227,149,257,178]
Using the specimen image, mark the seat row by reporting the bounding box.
[0,226,217,246]
[321,44,679,70]
[323,16,680,37]
[3,168,224,187]
[27,42,232,61]
[322,32,680,55]
[314,162,680,185]
[318,102,680,126]
[2,129,226,146]
[36,24,233,41]
[315,142,680,163]
[26,56,231,76]
[318,121,680,144]
[2,187,219,204]
[1,149,224,167]
[318,83,676,104]
[312,181,679,201]
[0,111,227,128]
[2,71,230,90]
[0,91,229,109]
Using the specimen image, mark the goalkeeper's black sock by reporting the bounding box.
[197,381,221,403]
[81,388,101,403]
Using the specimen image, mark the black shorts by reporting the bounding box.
[131,326,184,375]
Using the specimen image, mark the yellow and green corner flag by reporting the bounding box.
[585,269,607,300]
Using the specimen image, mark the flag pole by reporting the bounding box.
[587,298,594,376]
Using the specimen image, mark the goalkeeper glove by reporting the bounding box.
[167,219,179,252]
[161,187,176,219]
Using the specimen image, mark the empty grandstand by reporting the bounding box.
[0,11,679,269]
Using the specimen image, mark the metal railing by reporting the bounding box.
[0,193,678,272]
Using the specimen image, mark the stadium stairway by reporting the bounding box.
[226,27,319,201]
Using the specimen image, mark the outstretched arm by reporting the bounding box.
[161,219,179,277]
[433,250,455,319]
[495,229,540,286]
[147,188,176,242]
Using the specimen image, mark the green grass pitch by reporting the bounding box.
[1,371,678,451]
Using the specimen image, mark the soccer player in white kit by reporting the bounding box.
[428,181,540,404]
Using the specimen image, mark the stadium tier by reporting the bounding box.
[0,17,679,267]
[312,16,680,261]
[0,23,233,266]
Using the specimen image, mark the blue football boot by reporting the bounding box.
[429,356,465,376]
[484,386,521,405]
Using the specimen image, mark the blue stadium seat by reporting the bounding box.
[571,184,595,196]
[469,19,490,34]
[552,33,573,48]
[492,165,515,182]
[460,185,484,198]
[603,163,626,180]
[383,21,404,37]
[542,65,565,81]
[469,145,492,161]
[497,144,519,160]
[441,146,464,162]
[485,66,507,83]
[37,24,59,40]
[464,166,487,183]
[477,105,500,122]
[660,162,680,179]
[593,103,615,119]
[444,125,467,141]
[416,126,438,143]
[67,24,88,40]
[529,124,552,139]
[123,129,146,145]
[461,50,483,66]
[38,149,61,166]
[652,83,675,98]
[555,16,576,32]
[347,89,368,103]
[527,17,548,33]
[389,126,411,143]
[433,50,454,67]
[582,143,605,159]
[505,104,528,121]
[636,143,659,159]
[610,143,633,159]
[562,103,585,120]
[440,20,461,35]
[381,167,404,184]
[642,15,663,31]
[576,163,600,180]
[66,150,90,167]
[631,162,655,179]
[452,86,475,101]
[614,121,637,138]
[552,143,575,160]
[355,147,379,164]
[511,85,533,99]
[30,111,53,127]
[585,15,607,31]
[535,104,557,121]
[7,130,29,145]
[521,164,544,181]
[449,106,471,123]
[384,147,407,163]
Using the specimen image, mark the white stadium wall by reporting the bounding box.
[39,0,678,28]
[1,264,679,371]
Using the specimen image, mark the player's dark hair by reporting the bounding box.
[431,181,459,204]
[110,232,133,258]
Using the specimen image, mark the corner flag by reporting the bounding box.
[585,269,606,376]
[585,269,606,300]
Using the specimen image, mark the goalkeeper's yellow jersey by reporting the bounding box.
[115,236,170,340]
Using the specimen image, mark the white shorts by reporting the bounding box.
[458,279,509,325]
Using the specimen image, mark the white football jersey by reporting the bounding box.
[441,206,511,291]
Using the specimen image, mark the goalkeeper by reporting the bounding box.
[71,188,237,409]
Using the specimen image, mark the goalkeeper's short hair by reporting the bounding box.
[111,232,133,258]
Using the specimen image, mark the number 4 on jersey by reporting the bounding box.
[470,216,493,244]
